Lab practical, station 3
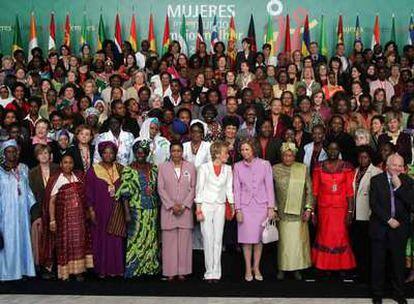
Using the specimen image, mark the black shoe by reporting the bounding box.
[392,297,407,304]
[371,297,382,304]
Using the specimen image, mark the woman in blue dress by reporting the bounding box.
[0,139,36,281]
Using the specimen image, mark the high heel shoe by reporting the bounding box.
[244,272,253,282]
[253,270,263,281]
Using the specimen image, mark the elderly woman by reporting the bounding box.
[195,141,234,283]
[233,139,276,281]
[273,142,313,280]
[116,140,160,277]
[354,128,371,147]
[86,141,125,278]
[0,140,36,281]
[158,142,196,281]
[136,117,170,166]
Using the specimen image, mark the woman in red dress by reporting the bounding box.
[312,141,356,272]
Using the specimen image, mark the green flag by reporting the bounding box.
[319,15,328,57]
[12,14,23,53]
[178,15,188,55]
[265,14,275,55]
[391,14,396,42]
[97,13,106,50]
[80,12,87,46]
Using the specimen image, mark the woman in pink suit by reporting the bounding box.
[233,139,276,282]
[158,141,197,282]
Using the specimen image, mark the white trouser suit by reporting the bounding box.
[195,161,234,280]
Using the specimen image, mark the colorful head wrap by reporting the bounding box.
[1,139,18,150]
[172,118,188,135]
[281,142,298,155]
[98,141,118,157]
[132,139,151,155]
[84,107,100,118]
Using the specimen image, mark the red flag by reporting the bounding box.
[63,13,71,48]
[284,14,291,54]
[129,14,137,52]
[337,15,344,44]
[148,13,156,53]
[114,13,123,53]
[48,12,56,51]
[162,14,170,54]
[371,15,381,48]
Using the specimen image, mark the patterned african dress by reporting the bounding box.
[116,163,160,277]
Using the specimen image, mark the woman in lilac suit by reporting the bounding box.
[233,138,276,282]
[158,141,196,281]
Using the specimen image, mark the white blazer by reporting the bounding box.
[183,141,211,169]
[353,163,383,221]
[303,142,328,169]
[195,161,234,205]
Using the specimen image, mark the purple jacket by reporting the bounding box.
[158,160,196,230]
[233,158,276,211]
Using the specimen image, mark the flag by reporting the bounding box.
[337,15,344,44]
[284,14,291,54]
[265,14,275,55]
[129,14,138,52]
[114,13,123,53]
[409,14,414,45]
[80,12,87,47]
[390,14,396,43]
[371,14,380,49]
[148,13,157,53]
[47,12,56,52]
[211,15,219,53]
[97,12,106,50]
[196,14,204,52]
[12,14,23,53]
[162,14,170,55]
[227,15,237,65]
[319,14,328,57]
[301,14,310,56]
[355,15,362,43]
[178,14,188,55]
[247,14,257,52]
[28,12,38,61]
[63,13,71,48]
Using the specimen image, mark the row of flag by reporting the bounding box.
[11,11,414,60]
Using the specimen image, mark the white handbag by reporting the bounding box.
[261,219,279,244]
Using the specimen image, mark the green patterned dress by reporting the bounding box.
[116,163,160,277]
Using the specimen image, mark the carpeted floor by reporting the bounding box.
[0,248,413,298]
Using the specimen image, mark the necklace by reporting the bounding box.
[191,141,201,155]
[9,166,21,196]
[102,163,117,197]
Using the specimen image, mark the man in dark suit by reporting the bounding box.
[369,153,414,304]
[308,41,327,67]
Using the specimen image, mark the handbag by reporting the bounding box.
[225,200,234,221]
[261,219,279,244]
[106,201,127,237]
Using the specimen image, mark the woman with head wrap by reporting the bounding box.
[85,141,125,278]
[94,100,108,128]
[0,139,37,281]
[272,142,313,280]
[136,117,170,166]
[116,139,160,277]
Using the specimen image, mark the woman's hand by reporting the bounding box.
[236,211,243,223]
[49,220,56,232]
[89,209,97,225]
[302,210,312,222]
[346,212,353,226]
[196,205,204,222]
[267,208,275,220]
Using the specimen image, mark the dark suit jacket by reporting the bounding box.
[235,51,256,72]
[369,172,414,240]
[67,144,95,172]
[256,137,283,166]
[378,133,412,165]
[29,163,60,222]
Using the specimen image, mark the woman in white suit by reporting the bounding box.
[351,145,382,283]
[195,141,235,283]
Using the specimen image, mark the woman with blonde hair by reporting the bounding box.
[195,140,234,283]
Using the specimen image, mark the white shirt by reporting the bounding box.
[183,141,211,169]
[94,130,135,166]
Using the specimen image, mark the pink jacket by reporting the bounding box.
[158,160,196,230]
